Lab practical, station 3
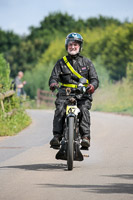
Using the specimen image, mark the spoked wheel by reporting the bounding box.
[67,116,74,170]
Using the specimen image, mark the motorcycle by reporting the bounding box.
[53,78,90,170]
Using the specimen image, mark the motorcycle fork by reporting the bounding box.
[62,112,80,143]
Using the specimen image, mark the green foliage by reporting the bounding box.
[126,62,133,82]
[38,37,65,65]
[0,108,31,136]
[85,15,121,29]
[81,23,133,80]
[0,55,31,136]
[92,79,133,115]
[0,29,21,52]
[102,24,133,80]
[0,92,31,136]
[93,56,110,88]
[0,54,11,92]
[6,40,39,77]
[24,62,54,98]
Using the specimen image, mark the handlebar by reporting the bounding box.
[53,84,91,96]
[76,84,90,94]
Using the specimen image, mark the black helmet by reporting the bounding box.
[65,33,83,52]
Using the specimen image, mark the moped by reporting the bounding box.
[54,78,90,170]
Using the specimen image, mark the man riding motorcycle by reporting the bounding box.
[49,33,99,149]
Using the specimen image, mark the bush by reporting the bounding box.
[24,62,54,98]
[93,56,110,88]
[126,62,133,83]
[0,54,11,92]
[0,54,31,136]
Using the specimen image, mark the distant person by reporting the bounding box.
[14,71,26,97]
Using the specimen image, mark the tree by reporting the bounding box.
[6,40,38,77]
[0,54,11,92]
[101,23,133,80]
[0,29,21,53]
[126,62,133,82]
[82,23,133,80]
[85,15,121,29]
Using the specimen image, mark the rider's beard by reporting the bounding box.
[67,49,79,55]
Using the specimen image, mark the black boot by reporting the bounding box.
[50,134,62,149]
[81,136,90,150]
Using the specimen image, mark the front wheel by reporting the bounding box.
[67,117,74,170]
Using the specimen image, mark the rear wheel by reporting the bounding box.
[67,117,74,170]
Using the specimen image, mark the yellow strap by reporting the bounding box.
[61,83,88,88]
[63,56,89,84]
[61,83,78,88]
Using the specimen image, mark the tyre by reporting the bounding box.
[67,116,74,170]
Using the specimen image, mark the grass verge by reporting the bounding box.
[0,108,31,136]
[92,80,133,116]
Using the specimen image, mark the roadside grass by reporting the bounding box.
[0,108,31,136]
[0,54,31,137]
[92,80,133,116]
[0,95,31,136]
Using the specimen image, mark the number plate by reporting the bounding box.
[66,105,77,115]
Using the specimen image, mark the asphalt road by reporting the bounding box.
[0,109,133,200]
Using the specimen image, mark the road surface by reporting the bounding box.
[0,110,133,200]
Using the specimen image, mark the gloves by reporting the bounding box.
[86,84,95,94]
[50,83,59,91]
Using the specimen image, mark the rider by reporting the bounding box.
[49,33,99,149]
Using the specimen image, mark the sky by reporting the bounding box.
[0,0,133,35]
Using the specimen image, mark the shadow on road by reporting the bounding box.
[39,183,133,194]
[0,163,67,171]
[103,174,133,180]
[37,173,133,194]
